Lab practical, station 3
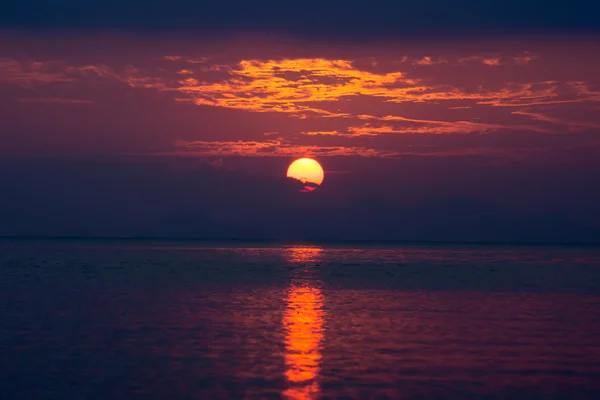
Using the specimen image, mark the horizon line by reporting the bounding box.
[1,235,599,248]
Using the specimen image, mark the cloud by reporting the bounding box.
[482,57,501,66]
[187,57,210,64]
[513,52,539,65]
[3,157,599,242]
[412,56,448,65]
[165,57,600,132]
[18,97,93,104]
[0,58,169,90]
[458,55,502,66]
[512,109,600,132]
[171,58,412,115]
[1,46,599,149]
[0,58,72,86]
[456,53,539,66]
[478,81,600,107]
[170,138,567,159]
[301,115,549,137]
[171,139,398,157]
[75,64,167,89]
[301,131,340,136]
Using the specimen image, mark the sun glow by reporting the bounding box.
[283,285,324,399]
[282,247,324,399]
[286,158,324,192]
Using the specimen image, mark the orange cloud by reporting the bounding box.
[172,139,398,157]
[346,114,549,135]
[173,58,414,115]
[166,57,598,136]
[168,139,551,159]
[302,119,548,137]
[2,53,599,139]
[301,131,341,136]
[412,56,448,65]
[168,57,600,123]
[482,57,501,66]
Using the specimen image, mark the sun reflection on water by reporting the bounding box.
[282,247,324,400]
[283,246,323,265]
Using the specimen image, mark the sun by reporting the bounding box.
[286,158,324,192]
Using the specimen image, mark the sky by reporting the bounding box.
[1,1,600,242]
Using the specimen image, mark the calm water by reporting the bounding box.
[1,241,600,399]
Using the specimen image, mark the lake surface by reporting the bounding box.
[1,240,600,399]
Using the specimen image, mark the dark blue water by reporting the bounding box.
[1,240,600,399]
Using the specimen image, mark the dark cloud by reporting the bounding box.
[1,157,599,243]
[1,1,599,38]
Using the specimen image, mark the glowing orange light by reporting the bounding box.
[284,247,322,265]
[286,158,324,192]
[283,284,324,400]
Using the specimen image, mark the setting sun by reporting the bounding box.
[286,158,324,192]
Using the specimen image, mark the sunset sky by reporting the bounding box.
[1,1,600,242]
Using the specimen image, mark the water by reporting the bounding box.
[1,241,600,399]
